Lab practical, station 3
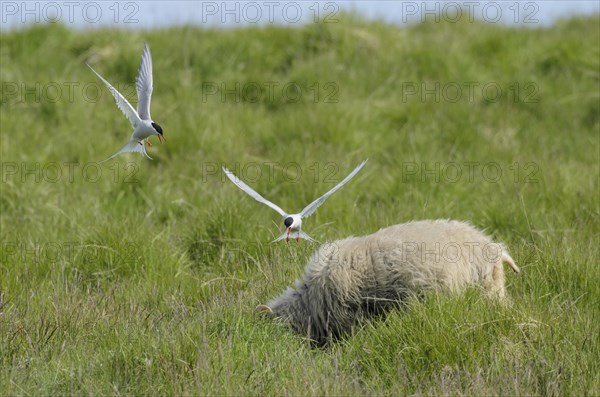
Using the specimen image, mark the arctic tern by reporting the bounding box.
[87,43,164,162]
[223,159,368,242]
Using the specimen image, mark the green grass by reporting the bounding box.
[1,14,599,395]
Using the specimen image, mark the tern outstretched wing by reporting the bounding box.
[136,43,153,121]
[87,64,142,129]
[222,167,287,217]
[300,159,368,219]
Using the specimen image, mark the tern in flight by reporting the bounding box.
[87,43,164,162]
[223,159,368,242]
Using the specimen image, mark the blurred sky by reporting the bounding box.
[1,1,599,31]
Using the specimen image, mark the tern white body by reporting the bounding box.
[222,160,368,242]
[132,120,160,142]
[278,214,308,243]
[87,43,164,162]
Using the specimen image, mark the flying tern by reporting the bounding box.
[223,159,368,242]
[87,43,164,162]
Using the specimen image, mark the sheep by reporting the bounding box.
[257,219,520,345]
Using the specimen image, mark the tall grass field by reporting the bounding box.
[1,13,599,396]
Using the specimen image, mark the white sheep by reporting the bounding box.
[257,219,520,345]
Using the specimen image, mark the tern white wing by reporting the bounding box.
[222,167,287,217]
[87,64,141,128]
[100,139,152,163]
[136,43,153,121]
[300,159,368,218]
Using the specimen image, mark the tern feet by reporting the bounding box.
[145,139,153,147]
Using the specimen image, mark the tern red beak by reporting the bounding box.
[157,134,165,143]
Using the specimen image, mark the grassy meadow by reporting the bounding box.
[1,13,599,395]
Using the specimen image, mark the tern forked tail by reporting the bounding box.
[272,230,317,243]
[100,139,152,163]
